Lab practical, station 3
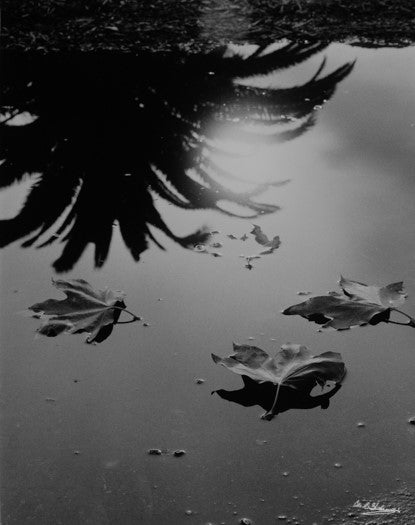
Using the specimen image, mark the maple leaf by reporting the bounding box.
[28,279,140,343]
[283,276,414,330]
[212,343,345,420]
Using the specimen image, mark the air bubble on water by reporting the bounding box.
[185,509,194,516]
[282,471,289,477]
[174,450,186,457]
[195,378,205,384]
[357,422,366,427]
[334,463,342,468]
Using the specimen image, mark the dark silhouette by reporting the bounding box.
[214,375,343,419]
[0,43,354,271]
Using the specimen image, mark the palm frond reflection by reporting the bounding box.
[0,43,354,271]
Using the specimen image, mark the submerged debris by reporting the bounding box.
[147,448,162,456]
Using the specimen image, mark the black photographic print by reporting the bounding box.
[1,2,415,524]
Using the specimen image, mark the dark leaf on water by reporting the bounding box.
[212,343,345,419]
[29,278,139,343]
[212,343,345,386]
[283,276,414,330]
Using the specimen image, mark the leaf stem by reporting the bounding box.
[262,382,282,421]
[389,308,415,328]
[111,306,141,323]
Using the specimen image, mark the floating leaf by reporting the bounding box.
[29,279,140,343]
[283,276,414,330]
[227,234,238,240]
[250,225,281,254]
[212,343,345,419]
[259,236,281,254]
[339,276,407,308]
[250,224,270,245]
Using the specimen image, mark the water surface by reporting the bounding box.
[1,43,415,524]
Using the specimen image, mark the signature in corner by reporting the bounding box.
[353,500,401,515]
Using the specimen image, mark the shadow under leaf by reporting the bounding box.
[213,375,343,420]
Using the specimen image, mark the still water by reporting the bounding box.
[1,43,415,524]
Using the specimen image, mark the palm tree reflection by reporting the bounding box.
[214,375,343,419]
[0,43,354,271]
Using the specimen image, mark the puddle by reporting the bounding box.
[1,42,415,524]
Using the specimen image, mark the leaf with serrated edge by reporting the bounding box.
[339,276,407,308]
[29,279,127,343]
[283,277,412,330]
[283,295,389,330]
[212,343,345,420]
[212,343,345,386]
